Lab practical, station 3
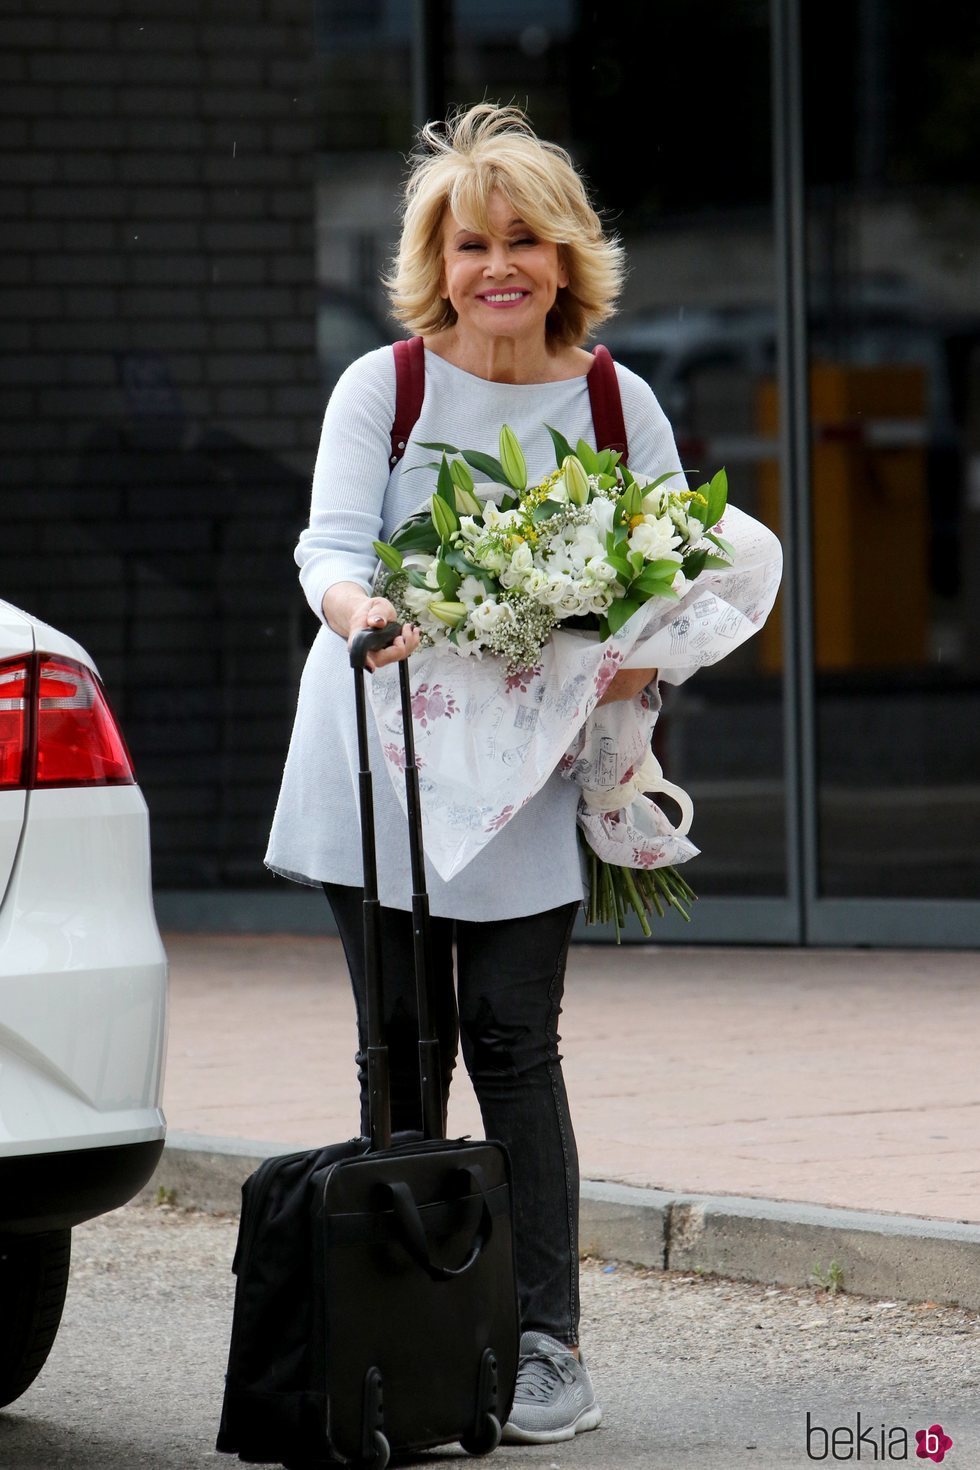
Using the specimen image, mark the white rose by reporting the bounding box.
[522,567,550,598]
[469,598,516,634]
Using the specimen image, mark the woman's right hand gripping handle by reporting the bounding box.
[322,582,421,673]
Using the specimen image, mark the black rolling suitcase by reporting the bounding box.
[217,623,520,1469]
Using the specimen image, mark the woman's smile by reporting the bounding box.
[439,189,568,356]
[478,289,532,307]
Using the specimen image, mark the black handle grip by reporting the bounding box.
[382,1166,493,1282]
[349,620,404,670]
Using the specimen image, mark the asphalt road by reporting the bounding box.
[2,1201,978,1469]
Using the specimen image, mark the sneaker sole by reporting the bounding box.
[501,1404,602,1445]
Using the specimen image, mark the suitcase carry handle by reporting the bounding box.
[350,623,444,1151]
[380,1164,493,1282]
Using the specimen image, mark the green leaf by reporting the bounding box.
[705,529,735,558]
[403,460,444,475]
[603,551,633,581]
[435,557,461,600]
[372,540,403,574]
[628,549,645,577]
[444,548,497,590]
[682,549,708,579]
[500,492,517,510]
[700,552,734,570]
[417,440,460,453]
[641,557,684,579]
[436,454,458,510]
[642,468,686,494]
[575,439,600,475]
[391,519,440,553]
[705,467,729,528]
[405,567,432,589]
[605,595,642,635]
[632,568,679,598]
[545,423,574,468]
[460,450,511,485]
[531,498,565,523]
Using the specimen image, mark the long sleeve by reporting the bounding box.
[295,347,397,624]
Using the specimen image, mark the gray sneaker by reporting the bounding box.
[501,1330,603,1444]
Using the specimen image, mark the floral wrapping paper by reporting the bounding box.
[368,503,783,883]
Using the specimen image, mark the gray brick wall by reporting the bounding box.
[1,0,321,888]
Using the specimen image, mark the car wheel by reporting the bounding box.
[0,1229,72,1409]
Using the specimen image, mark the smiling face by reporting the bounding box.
[438,189,569,350]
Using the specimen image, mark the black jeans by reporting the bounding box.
[322,882,582,1348]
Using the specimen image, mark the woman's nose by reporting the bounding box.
[484,243,515,277]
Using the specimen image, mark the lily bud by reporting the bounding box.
[373,539,404,574]
[449,457,475,496]
[499,424,528,491]
[562,454,590,506]
[453,484,484,516]
[429,600,468,628]
[430,493,459,543]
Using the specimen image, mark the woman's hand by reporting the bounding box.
[322,583,421,672]
[348,595,421,672]
[596,667,658,707]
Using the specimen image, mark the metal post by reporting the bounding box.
[770,0,818,942]
[412,0,447,133]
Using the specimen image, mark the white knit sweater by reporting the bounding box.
[265,345,684,919]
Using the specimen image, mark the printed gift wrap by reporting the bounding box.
[368,503,782,884]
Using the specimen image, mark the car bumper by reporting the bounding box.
[0,1138,166,1233]
[0,786,168,1179]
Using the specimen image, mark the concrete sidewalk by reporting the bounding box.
[151,934,980,1308]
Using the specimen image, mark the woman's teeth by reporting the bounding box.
[483,291,526,302]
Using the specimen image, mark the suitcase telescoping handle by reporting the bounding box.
[350,623,443,1152]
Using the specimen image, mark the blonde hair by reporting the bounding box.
[385,103,625,348]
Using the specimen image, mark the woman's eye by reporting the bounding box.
[459,241,484,251]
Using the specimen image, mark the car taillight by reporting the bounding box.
[0,658,29,789]
[0,653,135,790]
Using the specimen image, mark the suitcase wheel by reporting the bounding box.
[460,1412,502,1457]
[355,1429,390,1470]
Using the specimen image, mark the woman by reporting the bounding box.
[266,102,680,1444]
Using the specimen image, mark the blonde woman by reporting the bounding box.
[267,103,680,1443]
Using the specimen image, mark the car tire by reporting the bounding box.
[0,1229,72,1410]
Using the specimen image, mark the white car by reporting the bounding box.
[0,599,167,1408]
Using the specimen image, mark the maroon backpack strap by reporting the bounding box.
[390,335,426,468]
[587,344,628,464]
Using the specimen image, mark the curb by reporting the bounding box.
[143,1132,980,1313]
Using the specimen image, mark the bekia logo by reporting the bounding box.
[805,1412,953,1461]
[915,1425,953,1463]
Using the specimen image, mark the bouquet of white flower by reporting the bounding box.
[368,426,742,936]
[373,425,734,678]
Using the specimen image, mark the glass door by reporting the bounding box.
[800,0,980,944]
[442,0,797,941]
